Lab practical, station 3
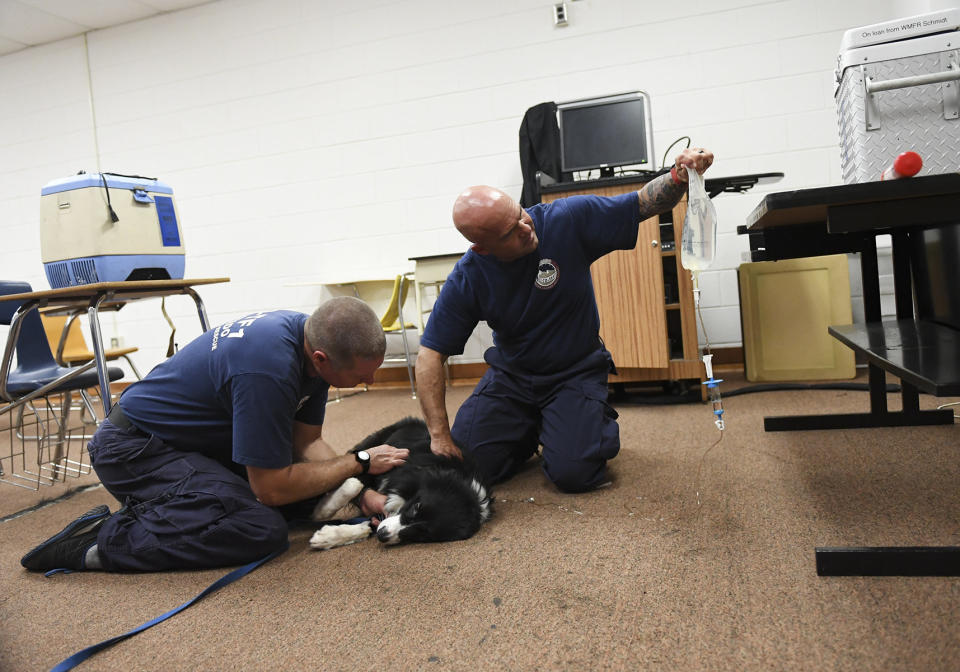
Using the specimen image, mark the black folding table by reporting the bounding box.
[738,174,960,576]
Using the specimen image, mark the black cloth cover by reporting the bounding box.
[519,101,569,207]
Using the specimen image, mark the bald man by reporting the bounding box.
[415,148,714,492]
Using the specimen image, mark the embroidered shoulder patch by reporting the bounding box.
[535,259,559,290]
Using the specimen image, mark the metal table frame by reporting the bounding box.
[739,174,960,576]
[0,278,228,418]
[739,174,960,431]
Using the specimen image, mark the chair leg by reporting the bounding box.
[396,289,416,399]
[400,331,416,399]
[49,391,72,481]
[122,353,143,380]
[80,389,102,424]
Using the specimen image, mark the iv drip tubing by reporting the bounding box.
[694,431,724,512]
[692,270,712,354]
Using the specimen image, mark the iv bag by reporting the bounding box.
[679,165,718,272]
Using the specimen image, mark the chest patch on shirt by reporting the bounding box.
[535,258,560,290]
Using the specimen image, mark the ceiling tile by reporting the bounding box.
[0,1,88,45]
[0,33,27,57]
[15,0,160,30]
[0,0,216,56]
[140,0,215,11]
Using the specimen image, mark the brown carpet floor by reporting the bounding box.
[2,373,959,671]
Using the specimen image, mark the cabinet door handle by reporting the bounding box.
[651,240,659,248]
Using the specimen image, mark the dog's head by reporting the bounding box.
[375,474,492,545]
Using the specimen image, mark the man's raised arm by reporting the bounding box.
[636,147,714,221]
[415,345,462,459]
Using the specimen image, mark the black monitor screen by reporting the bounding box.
[558,93,651,174]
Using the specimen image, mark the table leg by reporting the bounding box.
[860,237,881,322]
[761,236,952,430]
[184,288,212,331]
[87,296,113,417]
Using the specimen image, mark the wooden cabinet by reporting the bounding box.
[540,180,704,388]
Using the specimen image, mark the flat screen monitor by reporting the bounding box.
[557,91,655,177]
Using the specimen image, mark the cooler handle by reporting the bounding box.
[862,52,959,131]
[132,188,154,204]
[865,66,960,94]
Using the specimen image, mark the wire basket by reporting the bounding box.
[0,392,97,490]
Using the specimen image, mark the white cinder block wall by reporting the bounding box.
[0,0,937,376]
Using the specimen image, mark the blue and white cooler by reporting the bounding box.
[835,8,960,184]
[40,172,186,288]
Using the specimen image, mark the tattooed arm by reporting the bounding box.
[637,147,715,219]
[636,171,687,220]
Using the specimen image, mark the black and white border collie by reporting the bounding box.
[309,417,493,550]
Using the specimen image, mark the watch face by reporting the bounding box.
[357,450,370,462]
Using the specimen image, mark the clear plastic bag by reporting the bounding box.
[679,165,718,272]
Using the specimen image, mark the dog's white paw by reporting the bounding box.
[312,477,365,521]
[309,522,373,550]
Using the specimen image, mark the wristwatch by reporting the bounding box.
[354,449,371,473]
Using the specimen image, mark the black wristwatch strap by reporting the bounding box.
[353,449,370,473]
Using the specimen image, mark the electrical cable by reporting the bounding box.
[935,400,960,419]
[99,173,120,223]
[609,380,903,405]
[723,381,902,397]
[661,135,692,169]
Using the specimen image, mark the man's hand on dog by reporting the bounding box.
[357,445,407,527]
[430,437,463,460]
[356,488,388,521]
[366,444,409,475]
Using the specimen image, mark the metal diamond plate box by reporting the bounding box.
[835,9,960,184]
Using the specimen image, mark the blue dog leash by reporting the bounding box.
[48,542,288,672]
[47,515,371,671]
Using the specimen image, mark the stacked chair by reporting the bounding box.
[0,281,124,490]
[379,273,418,399]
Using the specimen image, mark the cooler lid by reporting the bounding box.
[839,8,960,52]
[41,172,173,196]
[835,10,960,87]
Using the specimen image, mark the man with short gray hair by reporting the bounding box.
[21,296,408,573]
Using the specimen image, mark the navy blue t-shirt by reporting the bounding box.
[119,310,329,469]
[421,192,641,373]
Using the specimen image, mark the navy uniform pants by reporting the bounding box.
[451,348,620,492]
[87,420,291,572]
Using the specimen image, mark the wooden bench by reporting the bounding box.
[761,319,958,432]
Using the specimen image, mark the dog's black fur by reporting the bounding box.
[357,417,493,545]
[310,417,493,549]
